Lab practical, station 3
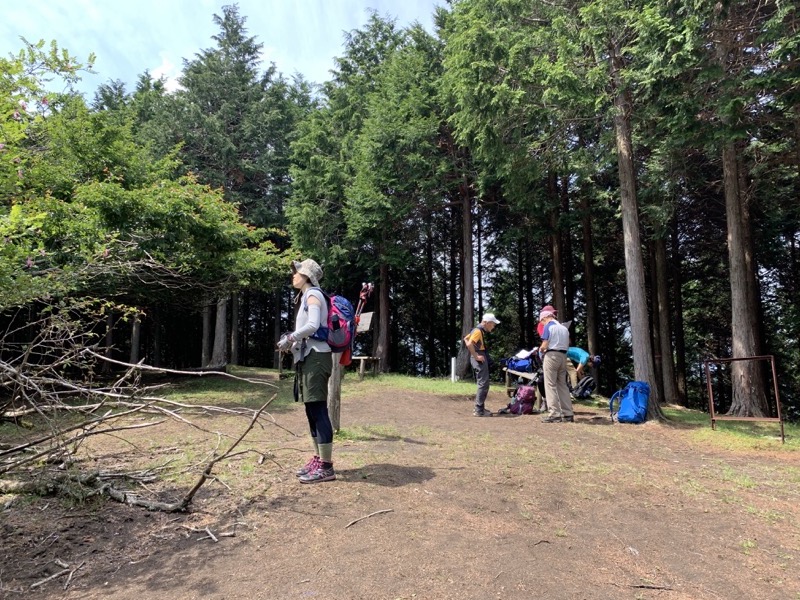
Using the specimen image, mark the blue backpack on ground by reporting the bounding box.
[610,381,650,423]
[307,288,356,353]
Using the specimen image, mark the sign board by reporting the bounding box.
[357,312,373,333]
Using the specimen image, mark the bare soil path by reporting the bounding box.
[2,383,799,600]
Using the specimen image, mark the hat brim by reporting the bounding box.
[291,261,320,287]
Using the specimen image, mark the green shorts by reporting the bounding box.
[296,349,332,403]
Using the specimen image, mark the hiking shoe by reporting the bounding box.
[295,455,320,477]
[541,414,563,423]
[473,408,493,417]
[562,415,575,423]
[299,465,336,484]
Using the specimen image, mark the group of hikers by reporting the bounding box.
[464,309,600,422]
[276,256,599,485]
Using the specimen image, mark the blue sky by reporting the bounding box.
[2,0,441,96]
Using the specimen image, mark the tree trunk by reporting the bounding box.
[516,242,527,347]
[210,296,228,368]
[230,293,239,366]
[273,290,282,369]
[610,47,662,417]
[548,172,565,317]
[561,174,574,321]
[722,142,768,416]
[201,301,212,368]
[648,241,665,405]
[425,223,437,375]
[525,243,536,346]
[103,312,114,373]
[580,190,600,384]
[448,210,458,360]
[670,223,688,405]
[328,356,341,432]
[655,236,679,404]
[456,180,475,378]
[151,305,161,368]
[476,205,484,316]
[376,262,390,372]
[129,313,141,365]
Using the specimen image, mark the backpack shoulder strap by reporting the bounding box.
[303,287,328,311]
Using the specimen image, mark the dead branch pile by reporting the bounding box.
[0,301,279,512]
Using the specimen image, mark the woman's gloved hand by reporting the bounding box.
[277,333,294,352]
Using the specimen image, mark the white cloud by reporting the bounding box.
[150,53,183,93]
[0,0,441,95]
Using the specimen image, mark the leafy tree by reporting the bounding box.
[1,39,94,206]
[287,12,406,370]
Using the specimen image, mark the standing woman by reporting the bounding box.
[277,259,335,484]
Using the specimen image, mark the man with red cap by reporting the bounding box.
[537,305,574,423]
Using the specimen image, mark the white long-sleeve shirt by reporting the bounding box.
[290,287,330,363]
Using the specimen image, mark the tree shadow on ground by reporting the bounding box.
[335,463,436,487]
[576,416,614,426]
[342,432,430,445]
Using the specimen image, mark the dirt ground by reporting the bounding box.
[2,379,799,600]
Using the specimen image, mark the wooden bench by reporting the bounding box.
[352,356,380,381]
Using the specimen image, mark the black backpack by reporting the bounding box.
[573,375,596,399]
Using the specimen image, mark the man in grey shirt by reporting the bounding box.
[537,305,574,423]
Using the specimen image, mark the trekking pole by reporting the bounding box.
[354,282,374,327]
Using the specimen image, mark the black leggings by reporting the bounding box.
[305,401,333,444]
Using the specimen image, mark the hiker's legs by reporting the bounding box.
[471,356,490,412]
[554,356,573,417]
[305,401,332,461]
[299,400,336,483]
[566,360,578,389]
[301,350,333,463]
[543,353,566,416]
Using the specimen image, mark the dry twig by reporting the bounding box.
[344,509,394,529]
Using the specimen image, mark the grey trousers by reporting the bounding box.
[543,352,573,417]
[470,355,490,410]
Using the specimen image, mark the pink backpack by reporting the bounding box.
[507,385,535,415]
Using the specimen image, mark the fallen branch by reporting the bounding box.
[84,349,278,387]
[63,561,85,590]
[174,395,276,511]
[345,509,394,529]
[0,585,25,594]
[30,568,70,589]
[630,584,674,591]
[96,394,277,513]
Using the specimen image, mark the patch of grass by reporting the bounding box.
[721,466,757,489]
[662,406,800,452]
[662,407,709,426]
[740,538,757,555]
[160,369,292,408]
[676,474,708,497]
[746,505,785,524]
[341,373,505,397]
